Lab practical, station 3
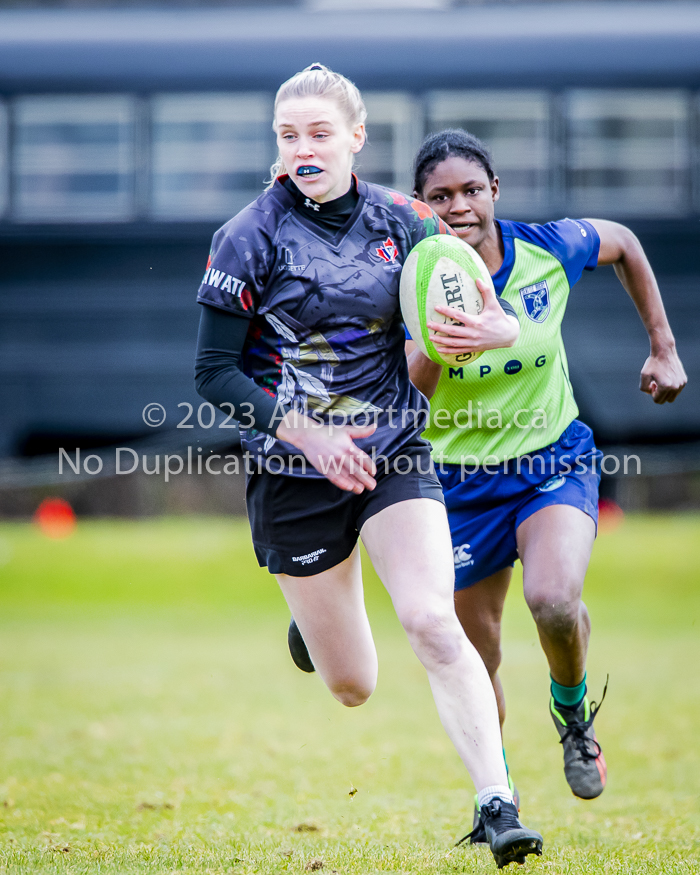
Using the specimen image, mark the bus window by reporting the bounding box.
[13,95,137,222]
[567,89,690,217]
[150,93,273,221]
[360,93,422,196]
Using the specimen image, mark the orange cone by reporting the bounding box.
[34,498,76,539]
[598,498,624,534]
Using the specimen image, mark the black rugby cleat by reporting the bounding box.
[550,678,608,799]
[470,778,520,845]
[288,618,315,673]
[457,797,543,869]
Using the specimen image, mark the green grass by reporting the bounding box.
[0,514,697,874]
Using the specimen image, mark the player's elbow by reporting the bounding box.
[504,315,520,347]
[194,363,213,403]
[194,355,226,405]
[407,351,442,399]
[615,223,643,260]
[408,371,435,399]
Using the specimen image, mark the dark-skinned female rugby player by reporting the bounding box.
[194,68,544,867]
[406,129,687,829]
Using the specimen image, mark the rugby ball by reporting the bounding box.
[400,235,493,366]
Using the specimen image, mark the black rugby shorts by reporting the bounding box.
[246,442,445,577]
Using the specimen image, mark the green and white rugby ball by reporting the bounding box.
[400,235,493,366]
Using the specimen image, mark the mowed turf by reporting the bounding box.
[0,514,697,874]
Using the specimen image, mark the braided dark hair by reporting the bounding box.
[413,129,495,196]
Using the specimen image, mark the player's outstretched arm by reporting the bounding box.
[587,219,687,404]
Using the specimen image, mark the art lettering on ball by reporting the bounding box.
[400,235,493,366]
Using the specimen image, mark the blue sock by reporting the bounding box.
[551,673,586,710]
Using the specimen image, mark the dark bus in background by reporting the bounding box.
[1,2,699,464]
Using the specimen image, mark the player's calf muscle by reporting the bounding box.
[472,631,503,677]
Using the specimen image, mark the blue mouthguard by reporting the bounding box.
[297,166,322,176]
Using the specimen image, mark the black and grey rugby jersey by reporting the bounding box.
[196,175,451,474]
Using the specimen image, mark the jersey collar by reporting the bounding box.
[280,173,359,215]
[271,175,297,211]
[490,219,515,296]
[277,173,366,249]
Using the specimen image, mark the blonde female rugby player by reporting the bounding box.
[194,66,541,866]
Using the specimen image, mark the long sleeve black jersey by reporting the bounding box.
[196,175,452,475]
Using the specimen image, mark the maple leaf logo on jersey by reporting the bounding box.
[375,238,398,263]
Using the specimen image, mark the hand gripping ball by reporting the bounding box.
[400,234,493,366]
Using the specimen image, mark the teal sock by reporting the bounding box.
[551,673,586,710]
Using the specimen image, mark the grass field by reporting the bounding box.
[0,514,698,874]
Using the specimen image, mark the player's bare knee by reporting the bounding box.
[527,591,581,638]
[401,608,463,666]
[330,678,375,708]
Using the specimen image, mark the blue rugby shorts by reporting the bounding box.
[437,419,602,591]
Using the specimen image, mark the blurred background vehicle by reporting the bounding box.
[1,0,699,513]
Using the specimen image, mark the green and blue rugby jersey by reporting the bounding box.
[423,218,600,465]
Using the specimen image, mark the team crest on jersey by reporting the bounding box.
[375,237,398,264]
[519,280,550,323]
